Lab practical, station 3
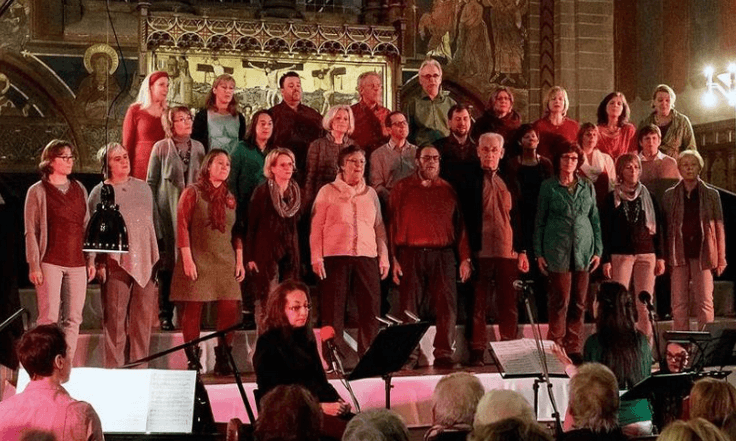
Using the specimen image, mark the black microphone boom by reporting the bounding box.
[638,291,655,312]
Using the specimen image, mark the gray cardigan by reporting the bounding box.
[24,179,89,272]
[146,137,205,269]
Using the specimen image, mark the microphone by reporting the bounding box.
[638,291,654,312]
[320,326,344,375]
[513,279,533,291]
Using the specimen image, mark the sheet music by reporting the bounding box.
[146,370,196,433]
[489,339,567,377]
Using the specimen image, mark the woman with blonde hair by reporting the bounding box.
[122,71,169,179]
[532,86,580,159]
[192,73,246,154]
[689,378,736,428]
[658,419,729,441]
[245,148,301,330]
[638,84,697,158]
[147,105,205,330]
[303,104,356,207]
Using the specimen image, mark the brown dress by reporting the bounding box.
[170,187,240,302]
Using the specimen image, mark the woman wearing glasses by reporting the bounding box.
[147,106,205,331]
[310,145,389,362]
[253,280,351,438]
[534,141,602,360]
[24,140,95,363]
[245,148,301,331]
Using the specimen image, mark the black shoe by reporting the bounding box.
[241,312,256,330]
[433,357,457,369]
[468,350,485,367]
[160,318,174,331]
[214,345,233,376]
[185,345,202,371]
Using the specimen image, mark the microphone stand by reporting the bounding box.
[0,308,26,333]
[643,300,663,365]
[518,281,563,438]
[325,332,361,413]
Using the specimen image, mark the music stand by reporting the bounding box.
[700,329,736,370]
[347,321,430,409]
[621,373,693,432]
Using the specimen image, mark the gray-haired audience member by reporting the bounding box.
[0,324,104,441]
[425,372,485,441]
[658,418,729,441]
[565,362,627,441]
[469,417,552,441]
[474,389,535,428]
[254,384,322,441]
[343,409,410,441]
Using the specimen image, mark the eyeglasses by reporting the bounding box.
[57,155,76,162]
[421,74,441,81]
[420,155,441,162]
[346,158,366,166]
[287,304,311,313]
[390,121,408,127]
[561,155,579,162]
[666,352,688,362]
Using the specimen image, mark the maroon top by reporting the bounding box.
[682,187,702,259]
[389,172,471,261]
[532,117,580,159]
[269,102,323,185]
[42,180,86,267]
[122,103,166,180]
[350,101,390,157]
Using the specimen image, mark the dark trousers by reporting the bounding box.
[398,247,457,359]
[319,256,380,356]
[547,270,589,354]
[471,257,518,349]
[157,269,174,322]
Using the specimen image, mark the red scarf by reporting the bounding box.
[195,178,235,233]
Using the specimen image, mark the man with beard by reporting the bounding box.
[436,103,478,204]
[269,71,323,185]
[389,145,472,369]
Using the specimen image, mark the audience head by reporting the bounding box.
[615,153,642,185]
[638,124,662,155]
[469,417,552,441]
[17,324,70,382]
[474,389,535,428]
[262,279,312,332]
[322,104,355,135]
[543,86,569,117]
[477,133,505,171]
[597,92,630,127]
[245,109,274,147]
[721,412,736,440]
[343,409,410,441]
[263,148,296,181]
[163,105,194,139]
[39,139,76,177]
[280,72,302,107]
[416,145,441,180]
[386,111,409,142]
[418,59,443,99]
[448,104,471,138]
[652,84,677,115]
[568,363,619,432]
[432,372,485,427]
[489,87,514,118]
[357,71,382,105]
[658,418,729,441]
[254,384,321,441]
[198,149,231,185]
[678,150,704,181]
[552,141,584,176]
[689,378,736,427]
[205,73,239,115]
[576,122,599,151]
[665,342,689,373]
[136,71,169,108]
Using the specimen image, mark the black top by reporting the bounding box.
[191,108,247,152]
[253,327,340,403]
[600,191,665,263]
[504,157,554,256]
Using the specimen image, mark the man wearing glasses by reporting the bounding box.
[369,111,418,209]
[405,59,457,147]
[389,145,472,369]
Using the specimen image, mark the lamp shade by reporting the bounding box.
[83,184,129,253]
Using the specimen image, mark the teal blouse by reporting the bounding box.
[534,177,602,272]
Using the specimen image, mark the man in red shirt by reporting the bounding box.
[389,145,472,369]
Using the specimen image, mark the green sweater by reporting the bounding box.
[583,332,653,426]
[533,177,602,272]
